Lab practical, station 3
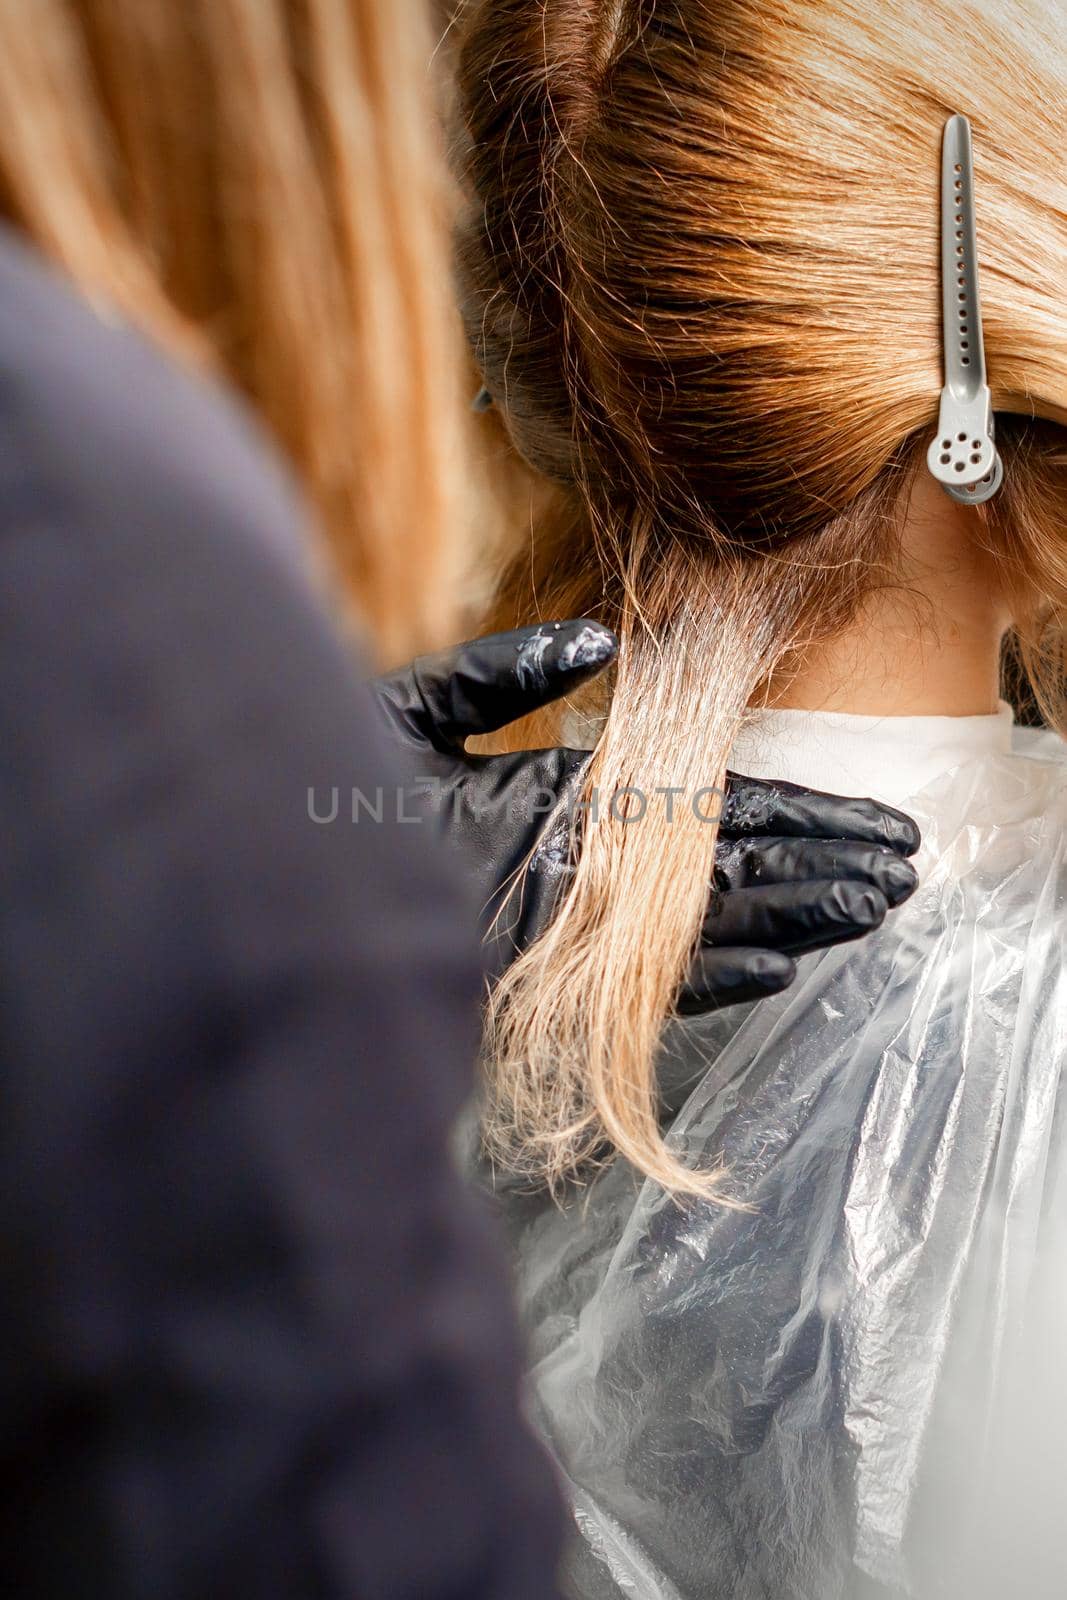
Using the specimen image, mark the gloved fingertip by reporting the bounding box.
[747,950,797,991]
[679,948,796,1015]
[882,855,919,907]
[507,620,618,714]
[547,618,618,674]
[835,883,889,930]
[880,805,922,857]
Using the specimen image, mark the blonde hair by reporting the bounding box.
[0,0,466,663]
[455,0,1067,1197]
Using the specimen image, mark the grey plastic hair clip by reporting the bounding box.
[926,114,1003,504]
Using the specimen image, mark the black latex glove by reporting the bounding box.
[372,620,921,1012]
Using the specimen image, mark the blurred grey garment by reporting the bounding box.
[489,713,1067,1600]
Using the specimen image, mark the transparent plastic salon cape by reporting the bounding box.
[494,724,1067,1600]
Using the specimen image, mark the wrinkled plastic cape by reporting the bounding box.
[492,735,1067,1599]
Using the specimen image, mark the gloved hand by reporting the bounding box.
[372,620,920,1012]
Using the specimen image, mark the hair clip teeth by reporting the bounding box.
[952,450,1003,502]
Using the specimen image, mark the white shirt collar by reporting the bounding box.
[728,702,1015,809]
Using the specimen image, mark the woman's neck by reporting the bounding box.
[768,471,1011,718]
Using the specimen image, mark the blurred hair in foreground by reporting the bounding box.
[0,0,467,662]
